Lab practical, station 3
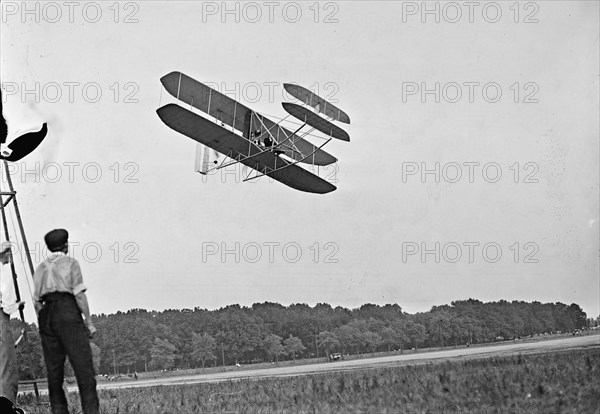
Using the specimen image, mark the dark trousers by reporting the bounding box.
[39,292,99,414]
[1,310,18,407]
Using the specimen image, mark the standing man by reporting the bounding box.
[33,229,99,414]
[0,242,25,414]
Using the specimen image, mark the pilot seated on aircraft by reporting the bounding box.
[250,130,262,146]
[264,136,284,155]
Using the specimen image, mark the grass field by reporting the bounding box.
[18,348,599,413]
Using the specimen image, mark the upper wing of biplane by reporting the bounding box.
[160,71,337,166]
[282,103,350,142]
[283,83,351,124]
[156,104,336,194]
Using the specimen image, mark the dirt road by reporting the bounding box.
[92,333,599,392]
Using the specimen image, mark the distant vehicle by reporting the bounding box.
[329,353,342,361]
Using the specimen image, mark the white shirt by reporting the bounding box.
[33,252,87,303]
[1,261,20,314]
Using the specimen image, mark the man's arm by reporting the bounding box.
[2,301,25,316]
[1,288,26,315]
[70,259,95,335]
[75,291,96,336]
[75,291,91,323]
[32,262,45,317]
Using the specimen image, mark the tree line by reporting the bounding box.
[11,299,592,379]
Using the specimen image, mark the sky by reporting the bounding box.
[1,1,598,324]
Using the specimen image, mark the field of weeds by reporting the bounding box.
[19,348,599,413]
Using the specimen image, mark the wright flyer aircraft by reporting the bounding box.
[156,71,351,194]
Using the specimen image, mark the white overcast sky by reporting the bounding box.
[1,1,598,323]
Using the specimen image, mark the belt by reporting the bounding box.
[41,291,74,303]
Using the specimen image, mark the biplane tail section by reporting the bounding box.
[194,143,223,175]
[282,103,350,142]
[284,83,351,124]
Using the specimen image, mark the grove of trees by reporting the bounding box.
[10,299,593,379]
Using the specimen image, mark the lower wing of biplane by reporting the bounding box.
[156,71,350,194]
[157,104,336,193]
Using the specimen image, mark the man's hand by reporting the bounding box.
[87,324,97,338]
[34,301,43,317]
[2,301,25,315]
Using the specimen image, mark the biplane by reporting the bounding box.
[156,71,351,194]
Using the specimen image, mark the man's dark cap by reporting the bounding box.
[44,229,68,251]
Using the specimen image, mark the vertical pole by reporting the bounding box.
[4,160,35,276]
[0,163,25,323]
[207,90,212,119]
[33,381,40,404]
[248,112,253,156]
[232,101,237,133]
[221,343,225,367]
